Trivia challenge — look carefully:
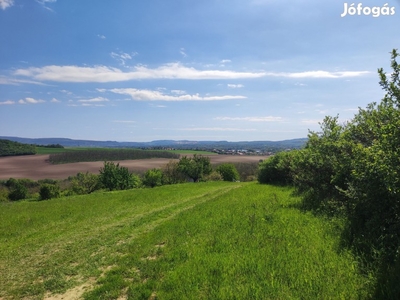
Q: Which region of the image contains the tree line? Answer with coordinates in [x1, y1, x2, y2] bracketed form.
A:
[258, 49, 400, 299]
[0, 139, 36, 156]
[48, 148, 179, 164]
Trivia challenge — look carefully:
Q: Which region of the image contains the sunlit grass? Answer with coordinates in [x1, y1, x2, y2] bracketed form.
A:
[0, 182, 374, 299]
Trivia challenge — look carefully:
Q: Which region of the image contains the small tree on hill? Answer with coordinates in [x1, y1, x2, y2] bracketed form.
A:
[99, 161, 134, 191]
[178, 155, 212, 182]
[216, 163, 239, 181]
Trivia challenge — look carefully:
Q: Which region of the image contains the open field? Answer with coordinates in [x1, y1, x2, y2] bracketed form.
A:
[0, 154, 267, 180]
[0, 182, 372, 299]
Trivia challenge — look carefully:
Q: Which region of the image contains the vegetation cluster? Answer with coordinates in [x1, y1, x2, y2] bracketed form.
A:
[0, 139, 36, 156]
[258, 49, 400, 299]
[48, 148, 179, 164]
[0, 155, 252, 203]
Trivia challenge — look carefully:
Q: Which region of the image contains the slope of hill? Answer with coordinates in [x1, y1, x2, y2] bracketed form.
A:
[0, 182, 372, 299]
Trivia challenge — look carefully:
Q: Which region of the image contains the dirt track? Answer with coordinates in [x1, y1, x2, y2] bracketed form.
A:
[0, 154, 268, 180]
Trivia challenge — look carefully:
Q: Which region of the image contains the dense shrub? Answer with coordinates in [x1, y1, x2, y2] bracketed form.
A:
[142, 169, 163, 188]
[99, 161, 136, 191]
[231, 162, 259, 182]
[0, 139, 36, 156]
[178, 155, 212, 182]
[161, 160, 186, 184]
[268, 49, 400, 298]
[8, 182, 28, 201]
[39, 183, 60, 200]
[70, 172, 101, 195]
[203, 171, 223, 182]
[216, 163, 239, 181]
[258, 151, 294, 185]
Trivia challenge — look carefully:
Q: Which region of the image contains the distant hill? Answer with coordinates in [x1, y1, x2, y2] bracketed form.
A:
[0, 139, 36, 157]
[0, 136, 307, 151]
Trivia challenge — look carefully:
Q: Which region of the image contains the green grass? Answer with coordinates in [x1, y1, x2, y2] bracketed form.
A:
[0, 182, 374, 299]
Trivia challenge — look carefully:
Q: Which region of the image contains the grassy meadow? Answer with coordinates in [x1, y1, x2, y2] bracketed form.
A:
[0, 182, 373, 299]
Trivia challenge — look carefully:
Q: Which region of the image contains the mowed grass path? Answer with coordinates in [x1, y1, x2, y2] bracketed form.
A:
[0, 182, 372, 299]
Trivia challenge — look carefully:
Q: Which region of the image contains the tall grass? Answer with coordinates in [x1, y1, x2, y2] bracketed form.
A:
[0, 182, 374, 299]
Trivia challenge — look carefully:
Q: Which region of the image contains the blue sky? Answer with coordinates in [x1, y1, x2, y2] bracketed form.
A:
[0, 0, 399, 142]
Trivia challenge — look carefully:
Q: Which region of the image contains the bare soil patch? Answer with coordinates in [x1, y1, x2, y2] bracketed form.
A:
[0, 154, 268, 180]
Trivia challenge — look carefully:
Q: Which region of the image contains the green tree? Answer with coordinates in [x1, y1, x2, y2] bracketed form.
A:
[70, 172, 101, 195]
[177, 155, 212, 182]
[39, 183, 60, 200]
[161, 160, 186, 184]
[216, 163, 239, 181]
[99, 161, 135, 191]
[143, 169, 163, 188]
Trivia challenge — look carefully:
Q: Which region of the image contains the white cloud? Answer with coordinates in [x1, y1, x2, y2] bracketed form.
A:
[36, 0, 56, 11]
[18, 97, 45, 104]
[14, 63, 267, 83]
[227, 84, 244, 88]
[179, 127, 257, 132]
[51, 98, 61, 103]
[266, 71, 370, 78]
[78, 97, 109, 103]
[97, 34, 106, 39]
[220, 59, 232, 64]
[301, 119, 322, 124]
[110, 51, 137, 66]
[180, 48, 187, 57]
[0, 76, 47, 85]
[0, 100, 15, 105]
[171, 89, 186, 95]
[0, 0, 13, 10]
[109, 88, 246, 101]
[215, 116, 283, 122]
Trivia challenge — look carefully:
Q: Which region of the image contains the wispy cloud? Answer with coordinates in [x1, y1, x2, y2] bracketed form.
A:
[180, 48, 187, 58]
[78, 97, 109, 103]
[14, 63, 267, 83]
[0, 0, 13, 10]
[301, 119, 322, 125]
[50, 98, 61, 103]
[227, 84, 244, 88]
[0, 76, 47, 86]
[110, 51, 137, 66]
[266, 71, 370, 78]
[179, 127, 257, 132]
[215, 116, 283, 122]
[18, 97, 45, 104]
[0, 100, 15, 105]
[97, 34, 106, 39]
[36, 0, 57, 11]
[108, 88, 246, 101]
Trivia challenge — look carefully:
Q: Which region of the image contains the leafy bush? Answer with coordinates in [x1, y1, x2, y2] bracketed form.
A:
[142, 169, 163, 188]
[161, 160, 186, 184]
[0, 187, 9, 202]
[39, 183, 61, 200]
[203, 170, 223, 182]
[8, 182, 29, 201]
[216, 163, 239, 181]
[258, 151, 294, 185]
[99, 161, 135, 191]
[177, 155, 212, 182]
[70, 172, 101, 195]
